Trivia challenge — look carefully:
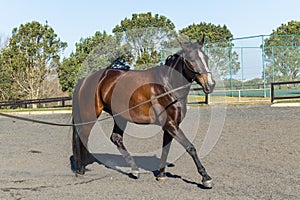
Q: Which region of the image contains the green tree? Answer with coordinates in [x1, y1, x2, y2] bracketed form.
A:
[264, 20, 300, 82]
[58, 31, 124, 94]
[0, 57, 13, 100]
[113, 12, 176, 69]
[0, 34, 9, 100]
[0, 21, 67, 100]
[180, 22, 240, 78]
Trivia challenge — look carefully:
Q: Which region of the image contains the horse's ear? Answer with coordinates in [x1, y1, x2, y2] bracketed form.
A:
[178, 40, 189, 52]
[198, 35, 205, 46]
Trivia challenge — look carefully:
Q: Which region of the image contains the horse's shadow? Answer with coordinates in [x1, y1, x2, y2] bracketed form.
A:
[70, 153, 209, 189]
[70, 153, 170, 175]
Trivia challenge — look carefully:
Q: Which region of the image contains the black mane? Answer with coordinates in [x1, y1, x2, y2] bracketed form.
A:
[108, 57, 131, 70]
[165, 54, 180, 67]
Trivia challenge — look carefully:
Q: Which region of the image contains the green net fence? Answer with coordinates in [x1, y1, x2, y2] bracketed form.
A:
[204, 34, 300, 102]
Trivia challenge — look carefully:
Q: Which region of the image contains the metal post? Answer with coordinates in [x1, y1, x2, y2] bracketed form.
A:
[160, 48, 163, 65]
[241, 47, 244, 91]
[272, 47, 275, 83]
[229, 44, 233, 96]
[261, 35, 267, 98]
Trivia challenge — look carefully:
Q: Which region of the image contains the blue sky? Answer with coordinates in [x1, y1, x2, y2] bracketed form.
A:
[0, 0, 299, 56]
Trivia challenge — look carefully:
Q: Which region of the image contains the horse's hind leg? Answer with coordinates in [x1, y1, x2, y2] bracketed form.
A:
[110, 118, 139, 179]
[157, 130, 173, 180]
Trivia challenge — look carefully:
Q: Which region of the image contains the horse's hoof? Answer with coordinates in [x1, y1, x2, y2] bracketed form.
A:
[202, 179, 213, 189]
[156, 176, 167, 181]
[156, 173, 166, 181]
[73, 168, 85, 177]
[130, 170, 139, 179]
[75, 172, 84, 177]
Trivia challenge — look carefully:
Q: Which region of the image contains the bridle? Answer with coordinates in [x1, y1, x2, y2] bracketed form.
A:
[167, 54, 207, 74]
[181, 56, 212, 82]
[166, 52, 212, 84]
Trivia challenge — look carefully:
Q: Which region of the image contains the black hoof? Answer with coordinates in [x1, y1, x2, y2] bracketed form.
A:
[73, 168, 85, 176]
[129, 170, 139, 179]
[74, 172, 83, 177]
[70, 156, 85, 175]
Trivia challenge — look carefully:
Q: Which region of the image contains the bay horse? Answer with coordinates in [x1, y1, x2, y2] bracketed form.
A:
[72, 36, 216, 188]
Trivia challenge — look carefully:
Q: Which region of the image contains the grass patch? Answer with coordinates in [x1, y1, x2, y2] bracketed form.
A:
[188, 95, 271, 105]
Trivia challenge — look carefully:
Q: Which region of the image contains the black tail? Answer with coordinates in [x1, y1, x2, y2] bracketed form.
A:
[71, 78, 86, 174]
[72, 118, 85, 174]
[71, 118, 96, 174]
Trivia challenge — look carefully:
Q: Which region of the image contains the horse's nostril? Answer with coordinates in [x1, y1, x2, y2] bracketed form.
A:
[212, 80, 216, 88]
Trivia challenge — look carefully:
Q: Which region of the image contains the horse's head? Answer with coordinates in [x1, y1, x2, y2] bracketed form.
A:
[180, 37, 216, 94]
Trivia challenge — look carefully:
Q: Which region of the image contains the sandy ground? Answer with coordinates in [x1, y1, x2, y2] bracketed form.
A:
[0, 105, 299, 199]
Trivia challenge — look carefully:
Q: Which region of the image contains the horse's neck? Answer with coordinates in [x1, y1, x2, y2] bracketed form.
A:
[166, 57, 192, 98]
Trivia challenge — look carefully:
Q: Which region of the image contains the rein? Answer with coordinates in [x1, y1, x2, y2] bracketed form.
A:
[0, 82, 192, 127]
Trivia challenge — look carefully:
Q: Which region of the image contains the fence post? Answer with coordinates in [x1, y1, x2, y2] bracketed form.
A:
[271, 83, 274, 103]
[205, 94, 210, 104]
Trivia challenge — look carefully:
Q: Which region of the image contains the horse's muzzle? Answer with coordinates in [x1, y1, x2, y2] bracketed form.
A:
[195, 74, 216, 94]
[203, 80, 216, 94]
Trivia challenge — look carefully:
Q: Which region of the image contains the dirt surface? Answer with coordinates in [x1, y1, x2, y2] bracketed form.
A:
[0, 105, 299, 199]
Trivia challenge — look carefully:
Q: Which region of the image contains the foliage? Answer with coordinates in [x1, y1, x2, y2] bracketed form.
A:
[0, 62, 13, 100]
[58, 31, 125, 94]
[5, 14, 298, 99]
[180, 22, 240, 78]
[264, 20, 300, 82]
[222, 78, 265, 90]
[0, 21, 67, 100]
[57, 54, 78, 95]
[208, 45, 240, 78]
[135, 47, 161, 69]
[180, 22, 232, 42]
[113, 12, 176, 69]
[0, 34, 11, 100]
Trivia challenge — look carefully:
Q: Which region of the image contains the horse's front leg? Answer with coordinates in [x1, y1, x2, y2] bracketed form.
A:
[157, 130, 173, 180]
[165, 122, 213, 188]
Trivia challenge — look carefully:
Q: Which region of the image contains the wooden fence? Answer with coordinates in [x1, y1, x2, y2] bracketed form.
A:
[271, 81, 300, 103]
[0, 97, 72, 109]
